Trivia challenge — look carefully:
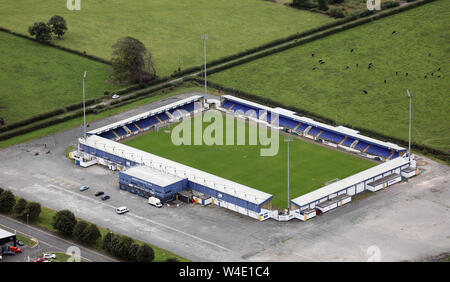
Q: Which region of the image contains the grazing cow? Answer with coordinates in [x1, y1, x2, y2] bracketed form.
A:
[431, 72, 434, 76]
[428, 53, 431, 57]
[437, 67, 441, 71]
[351, 49, 354, 52]
[356, 64, 359, 68]
[384, 80, 386, 83]
[406, 72, 408, 77]
[424, 75, 427, 79]
[362, 90, 368, 94]
[396, 71, 398, 76]
[345, 66, 349, 70]
[392, 31, 396, 34]
[312, 53, 314, 57]
[312, 67, 317, 70]
[437, 75, 441, 78]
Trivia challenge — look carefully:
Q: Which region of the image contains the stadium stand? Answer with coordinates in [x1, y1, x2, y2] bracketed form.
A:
[220, 95, 406, 159]
[126, 123, 139, 133]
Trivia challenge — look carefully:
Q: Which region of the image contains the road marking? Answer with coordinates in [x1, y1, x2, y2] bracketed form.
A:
[0, 215, 112, 262]
[46, 183, 231, 252]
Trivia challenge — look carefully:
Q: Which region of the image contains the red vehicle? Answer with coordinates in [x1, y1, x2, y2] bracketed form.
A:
[33, 258, 47, 262]
[9, 246, 22, 253]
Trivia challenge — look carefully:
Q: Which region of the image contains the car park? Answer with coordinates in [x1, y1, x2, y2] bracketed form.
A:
[101, 195, 110, 201]
[95, 191, 104, 197]
[79, 185, 89, 191]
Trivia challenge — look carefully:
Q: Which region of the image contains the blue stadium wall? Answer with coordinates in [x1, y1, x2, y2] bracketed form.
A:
[119, 172, 187, 202]
[79, 144, 136, 167]
[188, 181, 271, 213]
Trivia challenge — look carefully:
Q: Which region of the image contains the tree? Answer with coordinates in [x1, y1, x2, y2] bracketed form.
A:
[135, 243, 155, 262]
[117, 236, 134, 259]
[28, 22, 52, 42]
[318, 0, 329, 11]
[110, 235, 122, 257]
[128, 243, 140, 261]
[0, 190, 16, 213]
[103, 232, 115, 252]
[0, 187, 4, 196]
[48, 15, 67, 39]
[24, 202, 41, 222]
[73, 220, 89, 242]
[165, 257, 178, 262]
[13, 198, 28, 215]
[52, 210, 77, 236]
[81, 224, 101, 245]
[111, 37, 157, 84]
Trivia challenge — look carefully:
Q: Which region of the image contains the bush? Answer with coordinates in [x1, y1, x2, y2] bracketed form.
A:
[52, 209, 77, 236]
[165, 257, 178, 262]
[102, 232, 115, 252]
[129, 243, 140, 261]
[14, 198, 28, 215]
[318, 0, 329, 11]
[135, 243, 155, 262]
[0, 187, 3, 197]
[73, 221, 89, 242]
[328, 0, 344, 3]
[0, 190, 16, 213]
[81, 224, 101, 245]
[328, 7, 347, 18]
[24, 202, 41, 222]
[292, 0, 317, 9]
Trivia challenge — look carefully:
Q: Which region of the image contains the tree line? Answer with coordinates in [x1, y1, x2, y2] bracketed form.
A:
[0, 188, 176, 262]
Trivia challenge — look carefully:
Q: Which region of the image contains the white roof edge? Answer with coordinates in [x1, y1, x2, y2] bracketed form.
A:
[80, 135, 272, 205]
[291, 157, 409, 207]
[88, 95, 203, 135]
[220, 95, 405, 151]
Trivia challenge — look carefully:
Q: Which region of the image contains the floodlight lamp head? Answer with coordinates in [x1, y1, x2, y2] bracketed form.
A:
[407, 89, 411, 98]
[83, 71, 87, 78]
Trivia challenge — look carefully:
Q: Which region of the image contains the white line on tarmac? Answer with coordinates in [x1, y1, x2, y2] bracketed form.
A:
[46, 183, 231, 252]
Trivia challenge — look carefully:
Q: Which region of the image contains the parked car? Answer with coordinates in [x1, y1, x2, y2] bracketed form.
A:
[101, 195, 110, 201]
[34, 257, 47, 262]
[0, 254, 2, 260]
[43, 253, 56, 259]
[148, 196, 163, 208]
[116, 206, 129, 214]
[16, 240, 24, 246]
[79, 185, 89, 191]
[95, 191, 104, 197]
[9, 246, 22, 253]
[3, 251, 15, 256]
[112, 94, 120, 99]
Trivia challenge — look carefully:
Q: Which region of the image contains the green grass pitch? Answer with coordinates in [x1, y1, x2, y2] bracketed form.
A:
[210, 0, 450, 152]
[0, 32, 119, 124]
[123, 114, 375, 209]
[0, 0, 332, 77]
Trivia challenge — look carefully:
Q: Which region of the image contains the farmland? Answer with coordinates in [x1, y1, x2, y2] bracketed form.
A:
[210, 0, 450, 152]
[0, 32, 118, 124]
[0, 0, 333, 76]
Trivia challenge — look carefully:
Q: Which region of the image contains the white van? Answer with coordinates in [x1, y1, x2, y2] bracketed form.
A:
[116, 206, 129, 214]
[148, 197, 162, 208]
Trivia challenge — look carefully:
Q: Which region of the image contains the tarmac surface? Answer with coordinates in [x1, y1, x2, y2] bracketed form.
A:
[0, 215, 116, 262]
[0, 92, 449, 262]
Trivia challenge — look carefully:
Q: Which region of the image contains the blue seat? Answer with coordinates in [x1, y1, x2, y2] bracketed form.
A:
[222, 101, 233, 109]
[114, 127, 127, 136]
[308, 127, 320, 136]
[366, 146, 391, 158]
[342, 137, 355, 147]
[278, 117, 298, 129]
[100, 131, 116, 140]
[355, 141, 369, 151]
[126, 123, 138, 132]
[157, 113, 169, 121]
[319, 131, 345, 143]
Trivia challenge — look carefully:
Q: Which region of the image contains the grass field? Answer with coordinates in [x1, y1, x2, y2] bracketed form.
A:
[123, 114, 375, 209]
[210, 0, 450, 152]
[0, 0, 332, 77]
[0, 32, 119, 124]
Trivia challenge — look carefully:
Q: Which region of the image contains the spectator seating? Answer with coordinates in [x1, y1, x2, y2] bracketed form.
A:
[355, 141, 369, 151]
[100, 131, 116, 140]
[126, 123, 138, 132]
[308, 127, 321, 136]
[319, 131, 345, 144]
[366, 146, 391, 158]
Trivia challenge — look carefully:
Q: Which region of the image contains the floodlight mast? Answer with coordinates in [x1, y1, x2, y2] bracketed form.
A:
[83, 71, 87, 140]
[407, 89, 412, 162]
[285, 135, 293, 210]
[202, 34, 208, 98]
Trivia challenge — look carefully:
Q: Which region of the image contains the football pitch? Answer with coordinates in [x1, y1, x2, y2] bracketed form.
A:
[123, 114, 375, 209]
